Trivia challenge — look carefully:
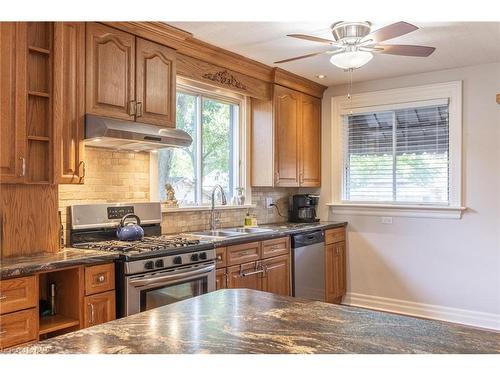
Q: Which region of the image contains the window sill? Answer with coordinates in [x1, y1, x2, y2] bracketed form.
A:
[327, 202, 467, 219]
[161, 204, 256, 213]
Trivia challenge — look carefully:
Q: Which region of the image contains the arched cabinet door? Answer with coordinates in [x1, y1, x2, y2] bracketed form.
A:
[135, 38, 176, 128]
[86, 23, 135, 121]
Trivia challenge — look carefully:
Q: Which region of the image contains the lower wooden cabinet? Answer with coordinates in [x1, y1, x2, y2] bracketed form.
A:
[261, 254, 290, 296]
[215, 268, 227, 290]
[325, 242, 346, 303]
[83, 291, 116, 329]
[227, 261, 264, 290]
[0, 275, 38, 315]
[0, 308, 38, 349]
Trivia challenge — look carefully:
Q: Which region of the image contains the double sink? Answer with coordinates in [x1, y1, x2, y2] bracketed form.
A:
[191, 227, 274, 238]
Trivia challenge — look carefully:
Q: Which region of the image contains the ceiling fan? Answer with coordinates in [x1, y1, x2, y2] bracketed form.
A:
[274, 21, 436, 70]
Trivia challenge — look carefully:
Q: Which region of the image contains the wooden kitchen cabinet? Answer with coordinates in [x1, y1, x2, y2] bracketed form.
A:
[261, 254, 290, 296]
[325, 242, 346, 304]
[53, 22, 86, 184]
[83, 290, 116, 328]
[251, 85, 321, 188]
[0, 308, 38, 349]
[227, 261, 263, 291]
[226, 241, 261, 266]
[0, 276, 38, 315]
[215, 268, 227, 290]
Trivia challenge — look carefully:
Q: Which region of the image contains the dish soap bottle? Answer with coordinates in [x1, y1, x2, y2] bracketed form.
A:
[244, 210, 252, 227]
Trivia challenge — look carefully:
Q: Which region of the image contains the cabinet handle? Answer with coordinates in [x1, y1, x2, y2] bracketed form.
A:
[89, 303, 95, 324]
[239, 268, 264, 278]
[136, 102, 143, 117]
[0, 295, 6, 301]
[20, 157, 26, 177]
[216, 254, 223, 261]
[79, 161, 86, 180]
[239, 251, 250, 256]
[97, 274, 105, 283]
[128, 100, 136, 116]
[225, 273, 229, 287]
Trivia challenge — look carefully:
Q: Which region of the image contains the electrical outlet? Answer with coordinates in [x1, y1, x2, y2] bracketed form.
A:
[381, 217, 393, 224]
[266, 197, 274, 209]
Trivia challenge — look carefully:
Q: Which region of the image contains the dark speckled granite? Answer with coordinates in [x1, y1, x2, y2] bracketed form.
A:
[0, 249, 118, 279]
[7, 289, 499, 354]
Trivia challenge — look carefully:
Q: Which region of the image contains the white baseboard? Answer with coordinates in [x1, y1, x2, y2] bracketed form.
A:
[343, 292, 500, 331]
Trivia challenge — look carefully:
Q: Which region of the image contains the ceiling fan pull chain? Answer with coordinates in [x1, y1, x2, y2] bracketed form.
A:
[347, 68, 354, 114]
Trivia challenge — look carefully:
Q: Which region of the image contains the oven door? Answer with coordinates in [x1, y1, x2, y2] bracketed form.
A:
[125, 261, 215, 316]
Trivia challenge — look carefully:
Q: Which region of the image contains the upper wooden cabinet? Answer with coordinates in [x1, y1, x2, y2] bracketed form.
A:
[86, 23, 176, 128]
[251, 85, 321, 188]
[86, 23, 136, 121]
[53, 22, 86, 184]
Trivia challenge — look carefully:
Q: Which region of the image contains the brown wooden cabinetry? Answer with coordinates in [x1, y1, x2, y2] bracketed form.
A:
[299, 94, 321, 187]
[86, 22, 176, 128]
[0, 308, 38, 349]
[83, 291, 116, 329]
[325, 228, 347, 304]
[261, 254, 290, 296]
[227, 261, 264, 291]
[215, 268, 227, 290]
[0, 276, 38, 315]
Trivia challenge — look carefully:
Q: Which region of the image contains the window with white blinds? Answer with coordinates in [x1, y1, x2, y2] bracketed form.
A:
[343, 102, 450, 204]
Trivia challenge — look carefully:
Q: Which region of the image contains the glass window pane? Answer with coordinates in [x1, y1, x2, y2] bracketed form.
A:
[201, 98, 236, 205]
[158, 92, 197, 205]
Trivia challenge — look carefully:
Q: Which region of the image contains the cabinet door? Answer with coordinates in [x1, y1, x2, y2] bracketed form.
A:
[325, 242, 346, 303]
[262, 254, 290, 296]
[53, 22, 85, 184]
[135, 38, 176, 127]
[83, 290, 116, 328]
[274, 85, 300, 187]
[86, 23, 135, 121]
[227, 261, 263, 291]
[215, 268, 227, 290]
[0, 22, 27, 183]
[0, 308, 37, 349]
[300, 94, 321, 187]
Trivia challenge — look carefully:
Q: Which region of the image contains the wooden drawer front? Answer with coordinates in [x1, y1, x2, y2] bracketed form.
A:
[0, 276, 37, 315]
[0, 308, 37, 349]
[215, 247, 227, 269]
[85, 263, 115, 296]
[227, 242, 261, 266]
[325, 228, 345, 245]
[262, 237, 290, 259]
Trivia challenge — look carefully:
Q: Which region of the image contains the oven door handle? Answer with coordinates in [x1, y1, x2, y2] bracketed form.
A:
[129, 264, 215, 288]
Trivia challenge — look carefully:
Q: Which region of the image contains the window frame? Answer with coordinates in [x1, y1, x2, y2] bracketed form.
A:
[329, 81, 465, 219]
[150, 79, 251, 210]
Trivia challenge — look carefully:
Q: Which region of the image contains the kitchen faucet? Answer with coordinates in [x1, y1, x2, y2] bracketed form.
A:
[210, 185, 227, 231]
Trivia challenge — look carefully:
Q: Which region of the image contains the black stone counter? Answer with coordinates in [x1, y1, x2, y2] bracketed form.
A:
[0, 249, 118, 279]
[7, 289, 499, 354]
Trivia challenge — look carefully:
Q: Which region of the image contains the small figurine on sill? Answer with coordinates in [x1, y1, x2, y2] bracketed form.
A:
[164, 183, 178, 208]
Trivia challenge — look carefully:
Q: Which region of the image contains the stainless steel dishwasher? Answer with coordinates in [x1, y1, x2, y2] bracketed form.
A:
[291, 230, 325, 301]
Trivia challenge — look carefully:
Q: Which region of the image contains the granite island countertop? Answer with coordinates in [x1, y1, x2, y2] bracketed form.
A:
[7, 289, 500, 354]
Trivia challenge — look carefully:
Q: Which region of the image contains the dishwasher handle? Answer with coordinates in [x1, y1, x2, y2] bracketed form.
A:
[291, 230, 325, 248]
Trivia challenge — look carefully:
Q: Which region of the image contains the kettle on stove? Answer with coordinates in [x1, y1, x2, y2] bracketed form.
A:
[116, 213, 144, 241]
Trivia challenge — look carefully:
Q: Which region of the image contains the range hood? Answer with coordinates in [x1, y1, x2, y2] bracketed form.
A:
[84, 114, 192, 151]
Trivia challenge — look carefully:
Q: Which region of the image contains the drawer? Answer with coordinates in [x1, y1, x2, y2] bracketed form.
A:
[0, 276, 37, 315]
[85, 263, 115, 296]
[325, 228, 345, 245]
[215, 247, 227, 269]
[261, 237, 290, 259]
[227, 241, 261, 266]
[0, 308, 38, 349]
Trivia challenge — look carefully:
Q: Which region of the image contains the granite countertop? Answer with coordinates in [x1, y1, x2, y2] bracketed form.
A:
[7, 289, 500, 354]
[0, 248, 118, 279]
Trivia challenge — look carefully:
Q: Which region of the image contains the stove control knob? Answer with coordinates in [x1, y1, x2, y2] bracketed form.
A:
[199, 252, 207, 260]
[191, 253, 199, 262]
[155, 259, 164, 268]
[144, 261, 154, 270]
[173, 256, 182, 265]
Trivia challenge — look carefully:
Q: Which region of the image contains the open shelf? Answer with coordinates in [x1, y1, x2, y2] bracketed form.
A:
[39, 314, 80, 335]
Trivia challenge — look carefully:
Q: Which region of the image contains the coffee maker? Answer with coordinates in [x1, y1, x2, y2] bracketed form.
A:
[290, 194, 320, 223]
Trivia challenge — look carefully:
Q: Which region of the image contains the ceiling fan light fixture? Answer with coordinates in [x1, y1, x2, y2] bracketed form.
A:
[329, 50, 373, 70]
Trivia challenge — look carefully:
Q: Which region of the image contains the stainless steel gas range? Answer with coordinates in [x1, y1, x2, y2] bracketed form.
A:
[70, 202, 216, 318]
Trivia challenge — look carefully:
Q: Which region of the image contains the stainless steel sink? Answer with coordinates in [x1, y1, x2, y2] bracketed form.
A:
[227, 227, 275, 234]
[190, 230, 242, 237]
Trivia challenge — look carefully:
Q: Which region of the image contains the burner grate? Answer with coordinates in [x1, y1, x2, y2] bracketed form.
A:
[76, 235, 201, 253]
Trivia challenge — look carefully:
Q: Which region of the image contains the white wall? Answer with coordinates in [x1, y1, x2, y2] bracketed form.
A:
[320, 63, 500, 329]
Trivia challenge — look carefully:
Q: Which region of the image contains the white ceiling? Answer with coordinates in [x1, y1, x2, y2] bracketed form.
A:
[168, 22, 500, 86]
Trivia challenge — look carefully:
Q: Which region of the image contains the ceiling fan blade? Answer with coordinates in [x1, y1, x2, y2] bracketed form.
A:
[365, 21, 419, 43]
[376, 44, 436, 57]
[287, 34, 337, 44]
[274, 51, 328, 64]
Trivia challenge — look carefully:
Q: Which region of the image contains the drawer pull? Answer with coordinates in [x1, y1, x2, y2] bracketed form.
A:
[89, 303, 95, 324]
[97, 274, 106, 283]
[270, 245, 282, 250]
[0, 295, 6, 301]
[240, 268, 264, 278]
[216, 255, 223, 261]
[239, 251, 250, 256]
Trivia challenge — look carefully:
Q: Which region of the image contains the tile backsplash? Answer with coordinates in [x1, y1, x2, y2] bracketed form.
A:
[59, 147, 297, 243]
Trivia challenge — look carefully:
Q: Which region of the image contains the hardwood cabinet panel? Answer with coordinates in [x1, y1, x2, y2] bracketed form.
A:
[53, 22, 86, 184]
[250, 97, 274, 186]
[136, 38, 176, 127]
[300, 94, 321, 187]
[226, 262, 263, 291]
[0, 276, 37, 315]
[216, 268, 227, 290]
[227, 241, 261, 266]
[215, 247, 227, 269]
[0, 22, 27, 183]
[325, 227, 345, 245]
[83, 291, 116, 328]
[261, 236, 289, 260]
[325, 242, 346, 303]
[85, 263, 115, 296]
[274, 85, 300, 187]
[0, 308, 38, 349]
[262, 254, 290, 296]
[86, 23, 135, 120]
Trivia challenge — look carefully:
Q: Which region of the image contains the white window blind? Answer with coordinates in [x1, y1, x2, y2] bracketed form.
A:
[343, 103, 450, 204]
